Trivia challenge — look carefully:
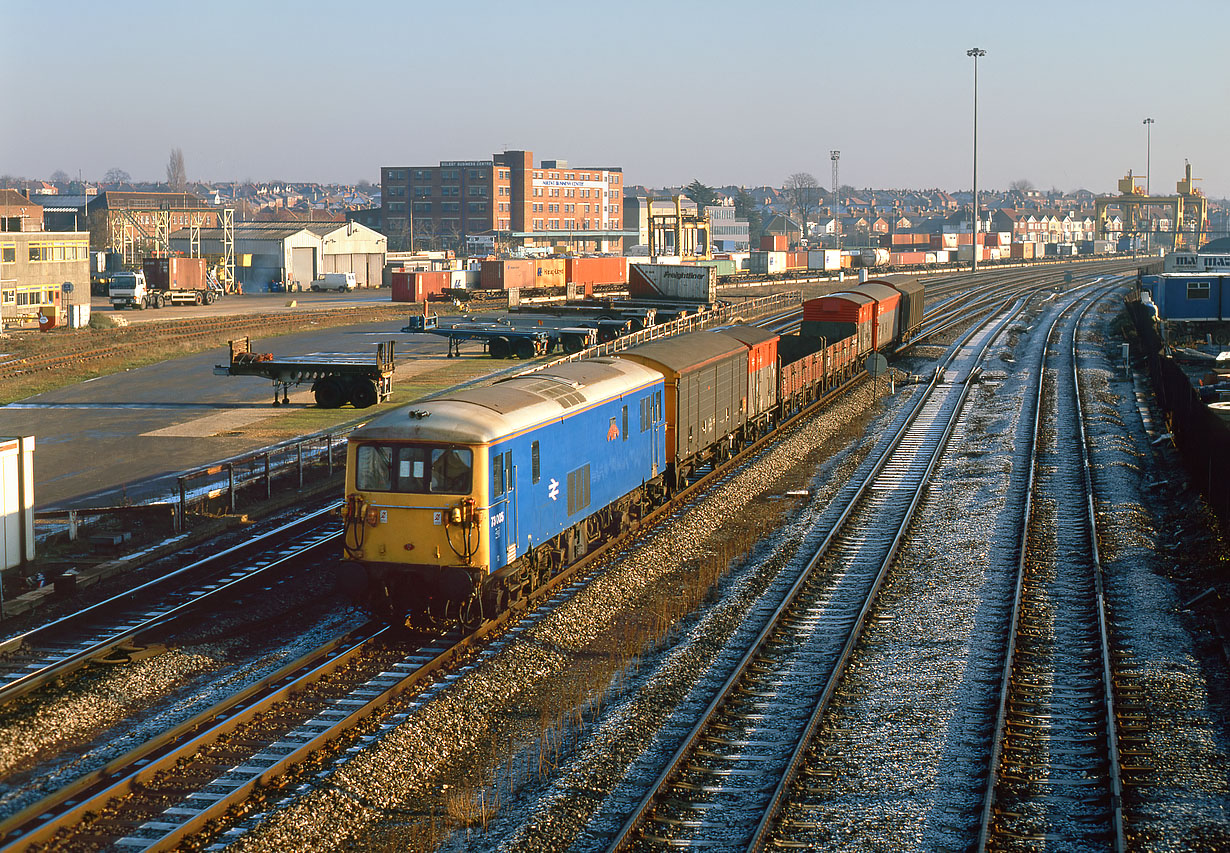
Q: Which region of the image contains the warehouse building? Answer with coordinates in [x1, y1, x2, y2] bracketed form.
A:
[169, 221, 386, 291]
[0, 190, 89, 328]
[381, 150, 631, 254]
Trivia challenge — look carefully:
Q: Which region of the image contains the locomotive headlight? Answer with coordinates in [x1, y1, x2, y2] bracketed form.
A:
[450, 506, 463, 524]
[364, 506, 380, 526]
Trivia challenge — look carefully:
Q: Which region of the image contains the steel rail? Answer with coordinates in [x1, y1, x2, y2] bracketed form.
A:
[6, 341, 871, 853]
[606, 293, 1029, 852]
[0, 505, 341, 705]
[975, 281, 1127, 852]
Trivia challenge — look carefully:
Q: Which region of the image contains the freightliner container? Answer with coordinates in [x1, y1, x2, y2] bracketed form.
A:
[628, 263, 717, 303]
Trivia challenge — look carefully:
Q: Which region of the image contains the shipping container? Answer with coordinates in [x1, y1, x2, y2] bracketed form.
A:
[479, 259, 536, 290]
[448, 269, 480, 289]
[747, 251, 787, 275]
[391, 270, 449, 302]
[807, 249, 841, 272]
[534, 258, 566, 288]
[760, 234, 787, 251]
[628, 263, 717, 303]
[693, 258, 737, 277]
[1010, 242, 1035, 260]
[565, 257, 629, 294]
[142, 256, 207, 292]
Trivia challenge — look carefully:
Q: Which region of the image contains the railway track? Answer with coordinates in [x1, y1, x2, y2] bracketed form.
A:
[0, 305, 408, 382]
[0, 507, 340, 707]
[604, 286, 1034, 851]
[977, 283, 1127, 850]
[0, 359, 874, 852]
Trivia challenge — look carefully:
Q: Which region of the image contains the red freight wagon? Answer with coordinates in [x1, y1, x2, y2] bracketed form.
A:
[391, 270, 449, 302]
[760, 234, 787, 252]
[854, 281, 902, 351]
[479, 259, 536, 290]
[801, 291, 876, 356]
[711, 324, 780, 430]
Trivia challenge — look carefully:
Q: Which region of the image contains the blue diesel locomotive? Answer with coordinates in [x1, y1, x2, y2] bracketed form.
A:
[343, 357, 665, 624]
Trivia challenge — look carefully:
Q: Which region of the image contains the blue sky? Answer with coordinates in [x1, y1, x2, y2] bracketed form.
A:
[5, 0, 1228, 198]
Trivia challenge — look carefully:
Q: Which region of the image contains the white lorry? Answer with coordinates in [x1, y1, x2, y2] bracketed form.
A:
[311, 272, 358, 292]
[109, 258, 220, 309]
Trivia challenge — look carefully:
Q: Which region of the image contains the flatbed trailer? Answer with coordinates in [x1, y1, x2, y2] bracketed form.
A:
[214, 337, 395, 408]
[420, 322, 597, 359]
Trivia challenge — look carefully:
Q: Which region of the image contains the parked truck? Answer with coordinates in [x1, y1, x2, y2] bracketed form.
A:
[110, 258, 220, 309]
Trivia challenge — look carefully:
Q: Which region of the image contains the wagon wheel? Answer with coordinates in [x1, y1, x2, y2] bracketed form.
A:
[314, 377, 346, 409]
[489, 337, 511, 359]
[514, 338, 536, 359]
[349, 379, 379, 409]
[484, 582, 510, 617]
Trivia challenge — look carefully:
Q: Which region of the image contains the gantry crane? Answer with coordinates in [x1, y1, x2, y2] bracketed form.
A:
[1096, 162, 1209, 251]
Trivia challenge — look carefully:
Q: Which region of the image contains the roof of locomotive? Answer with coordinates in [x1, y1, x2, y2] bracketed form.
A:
[350, 357, 662, 445]
[615, 329, 746, 374]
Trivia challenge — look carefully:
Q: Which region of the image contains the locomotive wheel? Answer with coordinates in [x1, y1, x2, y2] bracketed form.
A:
[515, 338, 536, 359]
[489, 337, 511, 359]
[314, 377, 345, 409]
[350, 379, 378, 409]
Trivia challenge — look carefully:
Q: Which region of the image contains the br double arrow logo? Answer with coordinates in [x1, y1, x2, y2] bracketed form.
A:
[548, 478, 559, 501]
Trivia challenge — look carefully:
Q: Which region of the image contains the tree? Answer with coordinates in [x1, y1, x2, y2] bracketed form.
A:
[166, 148, 187, 191]
[734, 188, 763, 246]
[104, 168, 131, 184]
[783, 172, 821, 235]
[50, 170, 69, 183]
[684, 179, 718, 209]
[1009, 179, 1034, 193]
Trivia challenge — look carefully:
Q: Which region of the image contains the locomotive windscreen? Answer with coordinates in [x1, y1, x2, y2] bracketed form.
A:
[355, 443, 473, 494]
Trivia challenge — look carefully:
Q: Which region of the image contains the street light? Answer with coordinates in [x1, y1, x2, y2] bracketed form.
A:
[1143, 117, 1154, 253]
[967, 47, 986, 272]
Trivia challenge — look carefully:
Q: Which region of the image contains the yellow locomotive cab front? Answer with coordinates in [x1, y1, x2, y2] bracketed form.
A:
[343, 440, 489, 616]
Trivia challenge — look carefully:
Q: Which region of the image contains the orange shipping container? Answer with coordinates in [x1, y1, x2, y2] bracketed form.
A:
[391, 270, 449, 302]
[566, 257, 628, 296]
[760, 234, 787, 251]
[534, 258, 566, 288]
[479, 259, 536, 290]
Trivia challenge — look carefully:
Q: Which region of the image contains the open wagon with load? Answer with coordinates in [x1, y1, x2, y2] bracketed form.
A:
[214, 337, 395, 408]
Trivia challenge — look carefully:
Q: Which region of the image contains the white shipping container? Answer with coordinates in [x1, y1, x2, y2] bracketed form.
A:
[747, 251, 786, 275]
[67, 303, 91, 328]
[807, 249, 841, 271]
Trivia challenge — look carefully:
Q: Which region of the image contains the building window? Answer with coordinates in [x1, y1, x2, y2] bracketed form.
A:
[1, 246, 14, 263]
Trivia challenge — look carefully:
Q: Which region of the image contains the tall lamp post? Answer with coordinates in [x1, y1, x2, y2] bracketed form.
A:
[967, 47, 986, 272]
[1143, 117, 1154, 254]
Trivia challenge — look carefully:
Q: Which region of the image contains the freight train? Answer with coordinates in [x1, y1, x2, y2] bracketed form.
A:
[341, 277, 924, 625]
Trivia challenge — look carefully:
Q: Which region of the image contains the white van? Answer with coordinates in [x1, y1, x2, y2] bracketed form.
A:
[312, 272, 358, 292]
